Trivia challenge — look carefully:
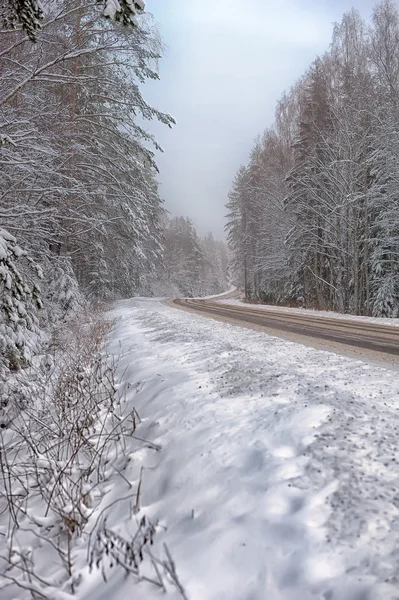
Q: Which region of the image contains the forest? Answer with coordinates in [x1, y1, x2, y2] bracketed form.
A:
[226, 0, 399, 317]
[0, 3, 229, 597]
[0, 0, 227, 381]
[1, 1, 399, 598]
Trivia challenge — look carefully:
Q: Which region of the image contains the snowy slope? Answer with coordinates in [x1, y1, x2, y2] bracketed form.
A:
[86, 298, 399, 600]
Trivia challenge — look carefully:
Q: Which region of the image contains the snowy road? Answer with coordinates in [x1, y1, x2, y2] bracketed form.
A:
[104, 298, 399, 600]
[173, 298, 399, 358]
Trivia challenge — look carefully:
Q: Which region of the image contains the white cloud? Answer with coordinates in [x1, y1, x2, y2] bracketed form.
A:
[143, 0, 377, 239]
[184, 0, 331, 46]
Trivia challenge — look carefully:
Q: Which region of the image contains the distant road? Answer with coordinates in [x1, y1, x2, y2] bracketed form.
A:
[172, 298, 399, 357]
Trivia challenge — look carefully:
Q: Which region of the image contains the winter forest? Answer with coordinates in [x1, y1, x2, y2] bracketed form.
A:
[0, 0, 228, 378]
[3, 0, 399, 598]
[226, 0, 399, 317]
[0, 2, 228, 597]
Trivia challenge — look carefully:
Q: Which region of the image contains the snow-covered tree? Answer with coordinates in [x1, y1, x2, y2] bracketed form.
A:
[0, 0, 145, 40]
[153, 216, 228, 298]
[226, 1, 399, 317]
[0, 227, 42, 379]
[0, 0, 173, 301]
[0, 0, 174, 382]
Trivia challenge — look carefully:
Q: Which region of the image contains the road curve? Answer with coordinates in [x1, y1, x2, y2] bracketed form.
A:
[173, 298, 399, 357]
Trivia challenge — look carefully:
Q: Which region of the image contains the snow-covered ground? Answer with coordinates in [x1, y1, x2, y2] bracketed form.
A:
[86, 297, 399, 600]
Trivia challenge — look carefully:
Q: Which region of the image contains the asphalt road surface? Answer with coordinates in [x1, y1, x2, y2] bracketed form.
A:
[173, 298, 399, 357]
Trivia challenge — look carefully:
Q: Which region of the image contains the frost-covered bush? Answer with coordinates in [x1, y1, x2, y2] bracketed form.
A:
[0, 310, 187, 599]
[0, 227, 43, 379]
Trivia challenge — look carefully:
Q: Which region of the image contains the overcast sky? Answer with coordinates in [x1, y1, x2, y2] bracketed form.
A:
[142, 0, 377, 240]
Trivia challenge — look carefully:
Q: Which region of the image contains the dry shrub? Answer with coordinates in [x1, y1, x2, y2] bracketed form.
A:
[0, 308, 187, 599]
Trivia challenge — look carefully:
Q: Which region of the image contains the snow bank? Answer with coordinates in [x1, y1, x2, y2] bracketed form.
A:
[91, 298, 399, 600]
[4, 297, 394, 599]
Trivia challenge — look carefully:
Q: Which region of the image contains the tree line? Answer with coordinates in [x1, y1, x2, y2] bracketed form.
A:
[0, 0, 171, 374]
[226, 0, 399, 317]
[154, 216, 228, 298]
[0, 1, 227, 379]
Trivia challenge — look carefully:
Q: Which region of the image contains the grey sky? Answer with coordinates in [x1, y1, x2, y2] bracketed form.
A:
[143, 0, 377, 240]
